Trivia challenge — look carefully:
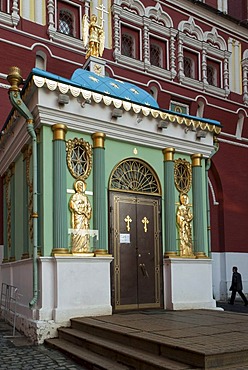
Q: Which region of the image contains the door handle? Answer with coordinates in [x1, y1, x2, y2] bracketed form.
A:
[139, 263, 149, 278]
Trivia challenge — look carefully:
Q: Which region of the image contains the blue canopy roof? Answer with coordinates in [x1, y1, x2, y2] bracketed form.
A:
[31, 67, 159, 108]
[29, 68, 221, 127]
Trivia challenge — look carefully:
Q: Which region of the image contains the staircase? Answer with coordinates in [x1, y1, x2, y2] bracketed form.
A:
[45, 312, 248, 369]
[45, 316, 207, 369]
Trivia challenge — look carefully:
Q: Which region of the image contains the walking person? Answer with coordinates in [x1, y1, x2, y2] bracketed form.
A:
[229, 266, 248, 306]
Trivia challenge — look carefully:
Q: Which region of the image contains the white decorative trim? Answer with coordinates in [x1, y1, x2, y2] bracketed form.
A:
[178, 16, 204, 41]
[218, 137, 248, 148]
[208, 177, 219, 205]
[32, 75, 221, 133]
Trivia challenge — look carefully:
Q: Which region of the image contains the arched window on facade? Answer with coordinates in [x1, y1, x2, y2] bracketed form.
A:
[236, 112, 245, 139]
[35, 51, 47, 70]
[207, 65, 216, 86]
[196, 100, 205, 118]
[59, 9, 74, 36]
[121, 33, 134, 58]
[184, 57, 193, 78]
[150, 86, 158, 101]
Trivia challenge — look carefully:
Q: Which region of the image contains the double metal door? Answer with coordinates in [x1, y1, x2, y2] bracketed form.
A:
[110, 192, 163, 310]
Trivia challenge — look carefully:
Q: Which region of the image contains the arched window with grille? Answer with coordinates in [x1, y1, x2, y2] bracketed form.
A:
[184, 57, 193, 78]
[207, 65, 215, 86]
[59, 9, 74, 36]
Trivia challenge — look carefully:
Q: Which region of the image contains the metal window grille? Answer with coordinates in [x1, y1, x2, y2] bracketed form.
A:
[150, 44, 162, 67]
[59, 9, 73, 36]
[184, 57, 193, 78]
[207, 65, 216, 86]
[121, 34, 134, 58]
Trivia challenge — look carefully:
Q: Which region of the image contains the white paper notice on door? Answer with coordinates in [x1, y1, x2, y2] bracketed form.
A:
[120, 234, 130, 243]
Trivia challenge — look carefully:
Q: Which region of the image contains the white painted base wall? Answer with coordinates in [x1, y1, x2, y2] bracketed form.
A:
[164, 257, 216, 310]
[212, 252, 248, 301]
[0, 256, 113, 344]
[1, 253, 235, 343]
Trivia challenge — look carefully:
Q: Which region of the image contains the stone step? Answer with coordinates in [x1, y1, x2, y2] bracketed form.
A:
[45, 337, 130, 370]
[70, 317, 203, 367]
[46, 327, 195, 370]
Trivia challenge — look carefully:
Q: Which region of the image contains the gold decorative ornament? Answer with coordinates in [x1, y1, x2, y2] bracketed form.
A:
[191, 153, 203, 167]
[66, 138, 92, 180]
[82, 5, 107, 60]
[176, 193, 194, 257]
[124, 215, 132, 232]
[69, 180, 92, 253]
[93, 64, 102, 75]
[142, 217, 149, 233]
[7, 66, 23, 91]
[91, 132, 106, 148]
[163, 147, 175, 162]
[174, 158, 192, 193]
[52, 124, 67, 141]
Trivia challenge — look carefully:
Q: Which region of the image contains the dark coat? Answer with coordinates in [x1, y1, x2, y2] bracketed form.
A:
[230, 271, 243, 291]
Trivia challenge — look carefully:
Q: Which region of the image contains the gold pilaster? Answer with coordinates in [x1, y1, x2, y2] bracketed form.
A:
[52, 124, 68, 141]
[91, 132, 106, 148]
[191, 154, 203, 167]
[163, 147, 175, 161]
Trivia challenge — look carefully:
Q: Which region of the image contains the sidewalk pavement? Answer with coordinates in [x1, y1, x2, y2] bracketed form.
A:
[0, 319, 87, 370]
[0, 301, 248, 369]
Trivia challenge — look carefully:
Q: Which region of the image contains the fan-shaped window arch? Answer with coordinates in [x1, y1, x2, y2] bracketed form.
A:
[109, 158, 161, 195]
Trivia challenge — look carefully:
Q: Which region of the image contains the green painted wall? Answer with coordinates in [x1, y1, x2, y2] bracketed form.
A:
[34, 126, 209, 257]
[14, 154, 24, 260]
[39, 126, 53, 256]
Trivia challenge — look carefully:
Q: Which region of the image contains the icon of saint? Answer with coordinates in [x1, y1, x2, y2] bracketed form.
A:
[176, 193, 194, 257]
[69, 180, 92, 253]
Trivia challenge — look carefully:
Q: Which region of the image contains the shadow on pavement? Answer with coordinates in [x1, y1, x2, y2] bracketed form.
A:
[217, 300, 248, 314]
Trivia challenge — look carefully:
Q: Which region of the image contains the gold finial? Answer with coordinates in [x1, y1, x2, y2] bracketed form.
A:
[7, 66, 23, 92]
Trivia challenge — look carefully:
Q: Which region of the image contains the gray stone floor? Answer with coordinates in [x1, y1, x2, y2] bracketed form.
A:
[0, 320, 87, 370]
[1, 301, 248, 369]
